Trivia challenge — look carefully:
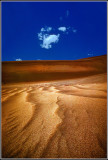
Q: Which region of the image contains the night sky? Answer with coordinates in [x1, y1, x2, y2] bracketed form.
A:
[2, 2, 107, 61]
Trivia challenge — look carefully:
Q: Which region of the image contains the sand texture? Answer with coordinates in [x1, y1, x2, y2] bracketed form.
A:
[2, 55, 107, 158]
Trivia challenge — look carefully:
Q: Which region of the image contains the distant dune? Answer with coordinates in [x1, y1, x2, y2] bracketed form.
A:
[2, 55, 107, 84]
[2, 55, 107, 158]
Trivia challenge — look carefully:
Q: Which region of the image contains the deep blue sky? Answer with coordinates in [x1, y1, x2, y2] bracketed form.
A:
[2, 2, 107, 61]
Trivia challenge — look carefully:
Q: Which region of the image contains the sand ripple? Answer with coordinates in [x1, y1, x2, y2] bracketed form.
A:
[2, 74, 107, 158]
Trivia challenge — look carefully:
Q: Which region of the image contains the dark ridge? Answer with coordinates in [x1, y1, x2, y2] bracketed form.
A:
[2, 55, 107, 84]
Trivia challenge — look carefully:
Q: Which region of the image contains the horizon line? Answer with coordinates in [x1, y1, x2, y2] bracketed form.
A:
[2, 54, 107, 63]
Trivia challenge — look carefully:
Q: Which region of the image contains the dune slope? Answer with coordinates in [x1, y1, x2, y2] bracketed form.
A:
[2, 55, 107, 84]
[2, 55, 107, 158]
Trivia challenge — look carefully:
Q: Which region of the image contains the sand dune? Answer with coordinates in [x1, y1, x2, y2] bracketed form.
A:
[2, 55, 107, 84]
[2, 55, 107, 158]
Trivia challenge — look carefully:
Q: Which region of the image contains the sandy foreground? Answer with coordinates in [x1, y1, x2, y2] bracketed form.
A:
[2, 73, 107, 158]
[2, 55, 107, 158]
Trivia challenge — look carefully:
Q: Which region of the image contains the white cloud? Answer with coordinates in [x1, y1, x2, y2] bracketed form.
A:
[41, 28, 45, 32]
[38, 26, 60, 49]
[38, 25, 77, 49]
[47, 27, 52, 32]
[40, 27, 52, 32]
[41, 34, 60, 49]
[58, 27, 66, 32]
[88, 53, 93, 56]
[38, 33, 43, 40]
[16, 58, 22, 61]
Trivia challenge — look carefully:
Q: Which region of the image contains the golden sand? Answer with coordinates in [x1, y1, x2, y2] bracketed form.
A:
[2, 55, 107, 158]
[2, 73, 107, 158]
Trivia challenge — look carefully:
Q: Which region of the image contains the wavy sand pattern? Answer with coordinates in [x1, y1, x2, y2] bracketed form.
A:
[2, 73, 107, 158]
[2, 55, 107, 158]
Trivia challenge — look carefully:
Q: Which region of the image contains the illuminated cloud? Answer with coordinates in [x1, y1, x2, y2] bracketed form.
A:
[58, 27, 66, 32]
[47, 27, 52, 32]
[38, 26, 60, 49]
[38, 25, 77, 49]
[38, 32, 43, 40]
[40, 27, 52, 32]
[41, 28, 46, 32]
[16, 58, 22, 61]
[88, 53, 93, 56]
[40, 34, 60, 49]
